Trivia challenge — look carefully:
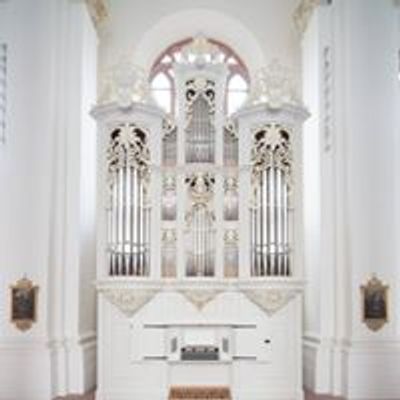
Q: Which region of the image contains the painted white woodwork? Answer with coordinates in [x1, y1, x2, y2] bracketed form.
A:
[96, 279, 304, 400]
[93, 44, 308, 399]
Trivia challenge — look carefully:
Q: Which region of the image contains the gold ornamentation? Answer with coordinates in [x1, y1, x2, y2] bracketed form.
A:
[98, 59, 150, 107]
[361, 275, 389, 332]
[179, 289, 221, 310]
[224, 230, 238, 245]
[10, 277, 38, 331]
[101, 289, 157, 317]
[293, 0, 321, 34]
[181, 34, 222, 66]
[249, 59, 300, 108]
[251, 123, 293, 188]
[85, 0, 108, 30]
[243, 289, 297, 316]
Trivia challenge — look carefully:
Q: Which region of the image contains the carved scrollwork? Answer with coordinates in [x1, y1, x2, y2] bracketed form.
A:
[251, 123, 293, 188]
[186, 172, 215, 203]
[224, 229, 238, 245]
[185, 78, 216, 116]
[162, 229, 177, 245]
[179, 289, 222, 311]
[243, 289, 298, 316]
[249, 59, 300, 108]
[181, 34, 222, 67]
[224, 119, 238, 140]
[107, 123, 150, 177]
[100, 289, 157, 317]
[98, 60, 150, 108]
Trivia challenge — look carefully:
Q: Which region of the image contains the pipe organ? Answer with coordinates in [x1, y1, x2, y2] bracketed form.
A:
[94, 37, 308, 400]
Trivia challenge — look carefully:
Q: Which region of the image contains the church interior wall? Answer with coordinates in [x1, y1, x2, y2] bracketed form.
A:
[98, 0, 301, 82]
[0, 1, 97, 399]
[301, 0, 400, 398]
[0, 1, 399, 399]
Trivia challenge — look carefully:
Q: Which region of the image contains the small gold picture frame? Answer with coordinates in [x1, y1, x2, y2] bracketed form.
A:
[10, 277, 38, 331]
[360, 275, 388, 332]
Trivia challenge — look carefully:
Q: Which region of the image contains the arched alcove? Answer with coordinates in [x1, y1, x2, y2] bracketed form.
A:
[131, 9, 266, 80]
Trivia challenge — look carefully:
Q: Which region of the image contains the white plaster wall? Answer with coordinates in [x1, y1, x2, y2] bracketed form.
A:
[0, 0, 54, 398]
[343, 0, 398, 340]
[302, 0, 400, 398]
[341, 2, 400, 396]
[0, 1, 98, 398]
[100, 0, 301, 80]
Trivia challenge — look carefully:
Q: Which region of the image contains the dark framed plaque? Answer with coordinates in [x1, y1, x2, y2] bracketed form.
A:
[10, 278, 38, 331]
[360, 275, 388, 331]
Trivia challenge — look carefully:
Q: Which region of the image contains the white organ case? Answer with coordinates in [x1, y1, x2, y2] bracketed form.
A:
[93, 37, 308, 400]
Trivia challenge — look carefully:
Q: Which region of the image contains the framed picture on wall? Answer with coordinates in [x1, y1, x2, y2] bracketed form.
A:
[361, 275, 388, 331]
[10, 277, 38, 331]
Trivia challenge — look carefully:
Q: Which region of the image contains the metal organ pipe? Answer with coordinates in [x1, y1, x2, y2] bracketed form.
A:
[107, 125, 150, 277]
[252, 127, 292, 277]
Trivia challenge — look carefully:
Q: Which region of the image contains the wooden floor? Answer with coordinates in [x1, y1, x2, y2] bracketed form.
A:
[55, 390, 341, 400]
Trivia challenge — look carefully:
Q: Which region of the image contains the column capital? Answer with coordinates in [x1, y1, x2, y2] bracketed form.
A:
[293, 0, 331, 35]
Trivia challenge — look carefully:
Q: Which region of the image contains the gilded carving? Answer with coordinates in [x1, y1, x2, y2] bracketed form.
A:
[249, 60, 300, 108]
[243, 289, 297, 316]
[101, 289, 157, 317]
[179, 289, 221, 311]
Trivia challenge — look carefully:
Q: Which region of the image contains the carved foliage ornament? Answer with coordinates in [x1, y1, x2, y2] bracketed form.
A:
[186, 172, 215, 203]
[185, 78, 216, 117]
[101, 289, 157, 317]
[243, 289, 297, 316]
[251, 123, 293, 187]
[107, 123, 150, 177]
[249, 59, 300, 108]
[179, 289, 222, 311]
[98, 59, 150, 107]
[180, 34, 223, 67]
[360, 275, 389, 332]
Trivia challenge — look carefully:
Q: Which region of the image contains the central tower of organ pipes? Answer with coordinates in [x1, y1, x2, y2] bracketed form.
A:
[107, 123, 151, 276]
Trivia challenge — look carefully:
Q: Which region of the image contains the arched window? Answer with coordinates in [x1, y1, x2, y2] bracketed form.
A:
[150, 38, 249, 115]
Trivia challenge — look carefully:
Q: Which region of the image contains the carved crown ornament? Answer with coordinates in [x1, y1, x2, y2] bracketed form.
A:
[243, 289, 298, 316]
[248, 59, 301, 109]
[98, 58, 151, 108]
[180, 34, 223, 67]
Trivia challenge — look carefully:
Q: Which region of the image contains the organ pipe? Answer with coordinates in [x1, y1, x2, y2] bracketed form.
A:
[251, 125, 292, 277]
[107, 124, 150, 277]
